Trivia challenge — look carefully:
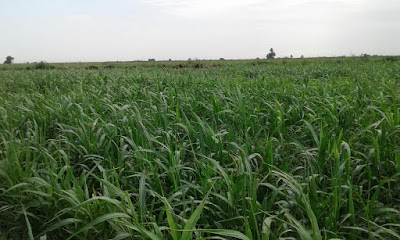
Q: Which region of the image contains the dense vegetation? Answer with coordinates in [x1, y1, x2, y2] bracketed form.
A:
[0, 57, 399, 239]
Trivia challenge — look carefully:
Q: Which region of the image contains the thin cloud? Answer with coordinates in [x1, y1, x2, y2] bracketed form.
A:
[142, 0, 365, 23]
[65, 14, 94, 23]
[144, 0, 265, 18]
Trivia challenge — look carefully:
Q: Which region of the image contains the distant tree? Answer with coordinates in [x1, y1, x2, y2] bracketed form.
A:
[148, 58, 156, 62]
[4, 56, 14, 64]
[169, 59, 172, 61]
[219, 58, 225, 61]
[290, 55, 293, 58]
[300, 55, 304, 59]
[266, 48, 276, 59]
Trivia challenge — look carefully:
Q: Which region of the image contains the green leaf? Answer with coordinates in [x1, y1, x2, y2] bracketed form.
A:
[204, 229, 250, 240]
[23, 206, 35, 240]
[67, 213, 130, 240]
[41, 218, 83, 235]
[113, 232, 132, 240]
[180, 190, 211, 240]
[162, 197, 180, 240]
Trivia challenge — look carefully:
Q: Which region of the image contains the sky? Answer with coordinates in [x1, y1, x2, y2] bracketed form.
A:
[0, 0, 399, 63]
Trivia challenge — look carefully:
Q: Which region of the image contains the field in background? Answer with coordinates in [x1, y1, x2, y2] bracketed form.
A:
[0, 57, 399, 239]
[1, 55, 399, 71]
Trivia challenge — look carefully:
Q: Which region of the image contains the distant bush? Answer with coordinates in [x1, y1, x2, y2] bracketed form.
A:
[34, 61, 55, 70]
[173, 64, 185, 69]
[360, 54, 370, 62]
[384, 56, 397, 62]
[193, 63, 204, 69]
[86, 66, 99, 70]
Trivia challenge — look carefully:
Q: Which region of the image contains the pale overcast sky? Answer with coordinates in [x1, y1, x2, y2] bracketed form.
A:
[0, 0, 399, 63]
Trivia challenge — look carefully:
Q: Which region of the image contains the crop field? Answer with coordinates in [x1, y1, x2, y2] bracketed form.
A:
[0, 57, 399, 239]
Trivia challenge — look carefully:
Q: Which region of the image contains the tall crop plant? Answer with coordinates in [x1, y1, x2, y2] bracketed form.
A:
[0, 58, 399, 239]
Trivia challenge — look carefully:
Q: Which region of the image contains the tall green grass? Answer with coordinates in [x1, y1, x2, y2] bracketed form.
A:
[0, 58, 399, 239]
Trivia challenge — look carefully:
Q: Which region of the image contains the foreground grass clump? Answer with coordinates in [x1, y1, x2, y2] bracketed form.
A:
[0, 57, 399, 239]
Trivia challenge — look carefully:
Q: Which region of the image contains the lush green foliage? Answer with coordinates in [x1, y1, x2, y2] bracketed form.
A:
[0, 58, 399, 239]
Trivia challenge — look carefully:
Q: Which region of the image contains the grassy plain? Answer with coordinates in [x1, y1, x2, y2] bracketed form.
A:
[0, 57, 399, 239]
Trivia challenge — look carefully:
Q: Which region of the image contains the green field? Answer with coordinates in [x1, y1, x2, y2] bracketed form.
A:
[0, 57, 399, 239]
